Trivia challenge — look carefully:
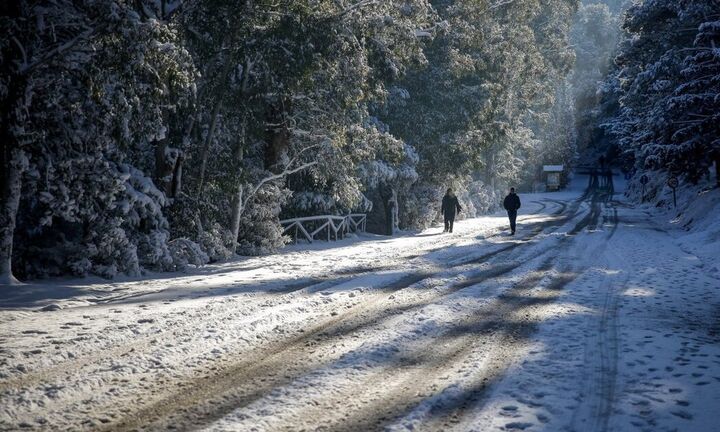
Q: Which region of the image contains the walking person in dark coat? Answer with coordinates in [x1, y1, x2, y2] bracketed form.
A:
[441, 188, 462, 233]
[503, 187, 521, 235]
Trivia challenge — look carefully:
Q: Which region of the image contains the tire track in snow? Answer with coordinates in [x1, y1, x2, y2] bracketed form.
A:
[332, 189, 614, 431]
[5, 202, 574, 399]
[102, 262, 532, 431]
[109, 187, 596, 430]
[567, 202, 626, 432]
[0, 194, 587, 431]
[406, 275, 581, 432]
[0, 256, 449, 396]
[591, 272, 623, 432]
[100, 203, 588, 431]
[408, 191, 619, 431]
[260, 258, 581, 432]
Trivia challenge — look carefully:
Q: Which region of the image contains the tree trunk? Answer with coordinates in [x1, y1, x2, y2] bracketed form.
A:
[154, 140, 172, 195]
[228, 140, 245, 251]
[196, 99, 222, 195]
[389, 188, 399, 234]
[380, 185, 396, 236]
[0, 149, 26, 285]
[169, 114, 195, 198]
[264, 100, 290, 172]
[229, 184, 244, 251]
[170, 154, 183, 198]
[0, 20, 26, 283]
[196, 51, 239, 197]
[155, 142, 185, 199]
[490, 152, 497, 190]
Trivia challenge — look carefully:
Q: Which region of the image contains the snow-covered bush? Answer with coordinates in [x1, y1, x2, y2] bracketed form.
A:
[168, 238, 209, 271]
[289, 191, 339, 216]
[457, 180, 503, 217]
[237, 183, 291, 256]
[399, 182, 444, 230]
[196, 223, 235, 263]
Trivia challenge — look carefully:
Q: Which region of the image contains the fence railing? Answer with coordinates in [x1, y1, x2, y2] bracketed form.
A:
[280, 214, 367, 244]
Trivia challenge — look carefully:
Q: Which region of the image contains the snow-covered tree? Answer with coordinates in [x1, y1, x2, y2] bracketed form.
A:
[601, 0, 720, 187]
[0, 0, 585, 282]
[174, 0, 434, 246]
[664, 19, 720, 184]
[1, 0, 197, 281]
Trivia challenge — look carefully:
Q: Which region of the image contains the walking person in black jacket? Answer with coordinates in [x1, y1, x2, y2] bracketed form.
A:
[441, 188, 462, 233]
[503, 187, 521, 235]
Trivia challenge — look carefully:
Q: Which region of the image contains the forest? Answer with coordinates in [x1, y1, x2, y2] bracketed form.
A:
[1, 0, 718, 282]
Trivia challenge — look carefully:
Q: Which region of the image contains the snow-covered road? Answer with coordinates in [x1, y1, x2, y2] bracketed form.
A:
[2, 177, 719, 432]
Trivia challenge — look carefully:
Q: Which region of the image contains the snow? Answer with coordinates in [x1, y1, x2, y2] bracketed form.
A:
[1, 175, 719, 431]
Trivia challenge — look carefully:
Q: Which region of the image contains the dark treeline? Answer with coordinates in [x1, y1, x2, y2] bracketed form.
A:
[1, 0, 579, 282]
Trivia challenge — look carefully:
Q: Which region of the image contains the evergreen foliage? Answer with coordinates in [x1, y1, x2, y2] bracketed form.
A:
[1, 0, 582, 281]
[600, 0, 720, 185]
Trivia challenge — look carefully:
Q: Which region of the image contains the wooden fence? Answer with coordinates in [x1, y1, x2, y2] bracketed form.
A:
[280, 214, 367, 244]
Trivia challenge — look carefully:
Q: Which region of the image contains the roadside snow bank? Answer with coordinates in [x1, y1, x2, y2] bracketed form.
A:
[625, 172, 720, 276]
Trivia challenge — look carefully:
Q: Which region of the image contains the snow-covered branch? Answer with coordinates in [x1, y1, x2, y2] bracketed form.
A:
[490, 0, 518, 9]
[335, 0, 378, 18]
[243, 162, 318, 209]
[19, 25, 97, 75]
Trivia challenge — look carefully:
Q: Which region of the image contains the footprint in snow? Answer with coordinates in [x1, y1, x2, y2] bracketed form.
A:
[500, 406, 520, 418]
[670, 410, 693, 420]
[505, 422, 533, 430]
